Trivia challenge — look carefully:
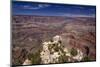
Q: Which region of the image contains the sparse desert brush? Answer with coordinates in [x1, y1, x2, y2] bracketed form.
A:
[70, 48, 78, 56]
[28, 50, 41, 64]
[82, 56, 91, 61]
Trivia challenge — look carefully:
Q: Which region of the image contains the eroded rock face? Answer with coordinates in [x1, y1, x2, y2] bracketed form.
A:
[12, 15, 96, 65]
[60, 29, 96, 59]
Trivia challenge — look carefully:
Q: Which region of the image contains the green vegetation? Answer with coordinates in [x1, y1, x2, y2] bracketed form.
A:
[53, 44, 60, 52]
[70, 48, 78, 56]
[28, 50, 41, 64]
[58, 53, 68, 63]
[48, 40, 69, 63]
[15, 59, 22, 65]
[82, 56, 91, 61]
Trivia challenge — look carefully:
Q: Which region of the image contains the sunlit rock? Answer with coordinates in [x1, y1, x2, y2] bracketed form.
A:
[23, 58, 32, 65]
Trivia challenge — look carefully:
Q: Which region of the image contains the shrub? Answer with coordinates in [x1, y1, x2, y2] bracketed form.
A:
[58, 54, 68, 63]
[54, 45, 60, 52]
[28, 50, 41, 64]
[15, 59, 22, 65]
[70, 48, 78, 56]
[82, 56, 91, 61]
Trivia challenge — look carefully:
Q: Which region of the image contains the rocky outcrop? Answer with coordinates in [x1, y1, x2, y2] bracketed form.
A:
[40, 35, 84, 64]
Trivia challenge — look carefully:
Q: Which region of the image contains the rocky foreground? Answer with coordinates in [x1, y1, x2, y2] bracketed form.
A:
[40, 35, 84, 64]
[22, 33, 95, 65]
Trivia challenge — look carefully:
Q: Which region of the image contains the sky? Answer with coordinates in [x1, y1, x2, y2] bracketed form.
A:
[12, 1, 96, 17]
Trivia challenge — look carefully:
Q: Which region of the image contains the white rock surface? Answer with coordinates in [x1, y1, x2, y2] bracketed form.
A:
[53, 35, 62, 42]
[23, 59, 32, 65]
[40, 35, 84, 64]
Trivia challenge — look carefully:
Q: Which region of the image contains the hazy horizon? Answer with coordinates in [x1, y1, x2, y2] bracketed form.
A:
[12, 1, 96, 17]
